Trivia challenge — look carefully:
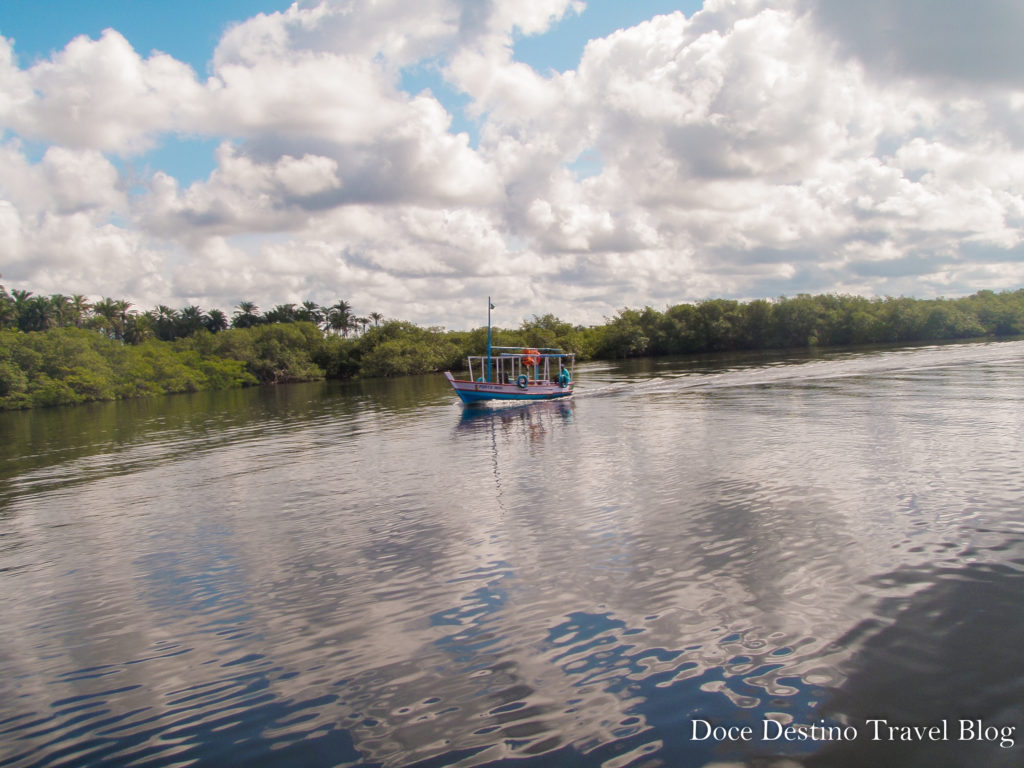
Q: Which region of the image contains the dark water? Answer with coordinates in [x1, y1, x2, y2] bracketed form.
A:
[2, 340, 1024, 768]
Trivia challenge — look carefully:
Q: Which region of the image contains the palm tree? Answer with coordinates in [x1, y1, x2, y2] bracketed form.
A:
[327, 300, 352, 336]
[233, 301, 260, 328]
[0, 287, 16, 329]
[123, 312, 154, 344]
[369, 311, 383, 327]
[355, 316, 370, 336]
[50, 294, 73, 327]
[89, 298, 132, 340]
[179, 305, 206, 336]
[296, 300, 324, 327]
[151, 305, 179, 340]
[264, 304, 296, 324]
[204, 308, 228, 333]
[91, 298, 116, 319]
[11, 289, 32, 330]
[70, 295, 91, 328]
[91, 297, 123, 339]
[114, 299, 133, 341]
[21, 296, 57, 331]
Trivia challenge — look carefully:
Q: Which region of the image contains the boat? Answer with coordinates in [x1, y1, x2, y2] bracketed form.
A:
[444, 347, 575, 404]
[445, 298, 575, 405]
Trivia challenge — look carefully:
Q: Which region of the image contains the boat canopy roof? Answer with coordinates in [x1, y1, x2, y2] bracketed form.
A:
[489, 346, 571, 357]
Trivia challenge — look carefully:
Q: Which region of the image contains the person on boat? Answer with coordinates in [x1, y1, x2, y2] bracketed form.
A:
[558, 365, 571, 387]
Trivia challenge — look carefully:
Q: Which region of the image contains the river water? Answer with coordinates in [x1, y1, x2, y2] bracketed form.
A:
[2, 340, 1024, 767]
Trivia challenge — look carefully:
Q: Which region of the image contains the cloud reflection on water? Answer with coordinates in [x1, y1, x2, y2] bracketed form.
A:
[2, 341, 1024, 766]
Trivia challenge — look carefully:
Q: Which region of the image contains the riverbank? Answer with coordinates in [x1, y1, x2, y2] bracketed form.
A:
[2, 289, 1023, 410]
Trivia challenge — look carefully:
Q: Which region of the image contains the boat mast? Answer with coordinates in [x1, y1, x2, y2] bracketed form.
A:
[486, 296, 493, 382]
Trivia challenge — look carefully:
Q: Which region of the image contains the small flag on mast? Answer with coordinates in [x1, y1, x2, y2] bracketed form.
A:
[489, 301, 495, 310]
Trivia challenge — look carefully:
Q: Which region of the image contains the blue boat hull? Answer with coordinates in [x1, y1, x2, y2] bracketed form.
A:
[453, 388, 574, 404]
[445, 372, 573, 404]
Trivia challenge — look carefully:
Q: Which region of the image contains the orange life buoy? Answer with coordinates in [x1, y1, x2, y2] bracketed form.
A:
[521, 348, 540, 366]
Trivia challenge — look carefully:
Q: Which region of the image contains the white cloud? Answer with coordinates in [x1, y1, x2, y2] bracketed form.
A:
[0, 140, 163, 298]
[802, 0, 1024, 88]
[42, 146, 126, 214]
[2, 0, 1024, 329]
[1, 29, 204, 154]
[467, 1, 1024, 313]
[272, 154, 341, 198]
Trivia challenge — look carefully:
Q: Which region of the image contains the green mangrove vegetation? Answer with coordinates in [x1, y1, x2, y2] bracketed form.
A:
[2, 285, 1024, 410]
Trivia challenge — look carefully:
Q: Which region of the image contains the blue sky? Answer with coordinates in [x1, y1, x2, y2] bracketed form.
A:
[1, 0, 700, 184]
[0, 0, 282, 71]
[0, 0, 288, 184]
[1, 0, 1023, 328]
[513, 0, 702, 73]
[0, 1, 701, 73]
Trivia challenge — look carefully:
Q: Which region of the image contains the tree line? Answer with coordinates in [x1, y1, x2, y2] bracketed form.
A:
[2, 285, 1024, 410]
[589, 290, 1024, 358]
[0, 289, 383, 341]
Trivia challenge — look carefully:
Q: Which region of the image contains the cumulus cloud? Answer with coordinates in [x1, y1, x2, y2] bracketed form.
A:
[1, 29, 205, 154]
[0, 139, 166, 298]
[2, 0, 1024, 328]
[802, 0, 1024, 88]
[471, 0, 1024, 310]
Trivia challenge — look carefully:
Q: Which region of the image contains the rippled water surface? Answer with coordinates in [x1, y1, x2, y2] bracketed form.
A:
[3, 340, 1024, 767]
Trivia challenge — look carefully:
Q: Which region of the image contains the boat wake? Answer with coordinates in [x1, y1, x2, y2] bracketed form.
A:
[574, 339, 1024, 399]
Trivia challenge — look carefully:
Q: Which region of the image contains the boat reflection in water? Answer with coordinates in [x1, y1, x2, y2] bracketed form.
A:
[457, 397, 576, 430]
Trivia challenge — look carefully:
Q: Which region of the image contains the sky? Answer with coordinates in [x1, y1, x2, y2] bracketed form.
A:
[1, 0, 1023, 330]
